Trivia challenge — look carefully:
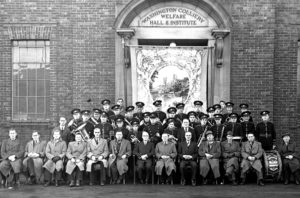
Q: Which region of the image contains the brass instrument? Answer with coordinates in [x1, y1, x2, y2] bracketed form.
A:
[197, 126, 208, 147]
[130, 134, 140, 144]
[167, 134, 178, 144]
[71, 122, 90, 142]
[219, 125, 225, 142]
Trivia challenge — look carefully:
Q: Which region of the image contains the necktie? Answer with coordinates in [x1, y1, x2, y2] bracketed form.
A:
[187, 141, 190, 147]
[144, 141, 147, 145]
[95, 139, 98, 145]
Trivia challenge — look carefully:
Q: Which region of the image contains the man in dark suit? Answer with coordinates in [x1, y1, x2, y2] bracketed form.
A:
[178, 131, 198, 186]
[177, 118, 196, 143]
[240, 132, 264, 186]
[256, 111, 276, 151]
[59, 116, 74, 146]
[133, 131, 155, 184]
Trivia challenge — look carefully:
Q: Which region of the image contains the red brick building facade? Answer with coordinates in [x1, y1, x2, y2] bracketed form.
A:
[0, 0, 299, 145]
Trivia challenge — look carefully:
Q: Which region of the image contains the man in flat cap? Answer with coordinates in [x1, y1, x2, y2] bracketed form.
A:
[198, 131, 221, 184]
[256, 111, 276, 150]
[221, 131, 240, 185]
[277, 133, 300, 185]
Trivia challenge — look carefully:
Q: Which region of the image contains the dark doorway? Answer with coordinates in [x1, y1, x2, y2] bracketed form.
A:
[138, 39, 208, 46]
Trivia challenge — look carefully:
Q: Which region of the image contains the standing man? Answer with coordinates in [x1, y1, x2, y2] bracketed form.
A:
[95, 112, 114, 140]
[89, 108, 102, 126]
[108, 131, 131, 184]
[133, 131, 155, 184]
[0, 128, 24, 188]
[43, 128, 67, 187]
[224, 113, 242, 141]
[222, 102, 234, 123]
[102, 99, 115, 118]
[221, 131, 240, 185]
[240, 132, 264, 186]
[144, 112, 164, 145]
[153, 100, 167, 123]
[198, 131, 221, 185]
[240, 111, 256, 142]
[163, 107, 181, 129]
[66, 133, 87, 187]
[86, 128, 109, 186]
[81, 110, 95, 139]
[59, 116, 74, 146]
[23, 130, 46, 184]
[67, 108, 82, 131]
[116, 98, 126, 116]
[175, 103, 187, 122]
[239, 103, 253, 123]
[155, 133, 177, 184]
[177, 118, 196, 143]
[133, 102, 145, 122]
[278, 133, 300, 185]
[256, 111, 276, 151]
[194, 114, 210, 142]
[178, 131, 198, 186]
[194, 100, 204, 119]
[210, 114, 226, 142]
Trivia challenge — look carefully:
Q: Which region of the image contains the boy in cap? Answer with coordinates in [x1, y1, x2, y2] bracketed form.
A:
[256, 111, 276, 150]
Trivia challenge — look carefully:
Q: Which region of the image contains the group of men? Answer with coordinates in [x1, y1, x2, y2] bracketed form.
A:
[0, 98, 299, 189]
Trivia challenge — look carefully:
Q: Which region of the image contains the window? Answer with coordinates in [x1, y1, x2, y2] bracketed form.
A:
[12, 40, 50, 121]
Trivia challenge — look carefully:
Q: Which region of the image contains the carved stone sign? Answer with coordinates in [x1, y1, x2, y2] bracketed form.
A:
[139, 7, 208, 27]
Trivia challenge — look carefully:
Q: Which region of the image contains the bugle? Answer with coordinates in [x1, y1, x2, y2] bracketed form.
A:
[71, 122, 90, 141]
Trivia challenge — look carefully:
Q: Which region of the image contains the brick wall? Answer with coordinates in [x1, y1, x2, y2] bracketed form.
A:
[0, 0, 299, 146]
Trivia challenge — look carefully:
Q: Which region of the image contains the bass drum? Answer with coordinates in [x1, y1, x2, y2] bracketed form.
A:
[263, 150, 282, 181]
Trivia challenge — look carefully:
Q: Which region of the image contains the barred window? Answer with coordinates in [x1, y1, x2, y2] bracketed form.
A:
[12, 40, 50, 121]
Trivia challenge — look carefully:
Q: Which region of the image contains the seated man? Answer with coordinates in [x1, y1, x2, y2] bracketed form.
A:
[86, 128, 109, 186]
[221, 131, 240, 185]
[108, 131, 131, 184]
[0, 128, 24, 189]
[278, 133, 300, 185]
[43, 128, 67, 187]
[178, 131, 198, 186]
[66, 132, 87, 187]
[133, 131, 155, 184]
[240, 132, 264, 186]
[23, 130, 47, 184]
[198, 131, 221, 185]
[155, 133, 177, 184]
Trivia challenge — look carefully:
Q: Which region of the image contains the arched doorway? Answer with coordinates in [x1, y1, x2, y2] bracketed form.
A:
[115, 0, 232, 111]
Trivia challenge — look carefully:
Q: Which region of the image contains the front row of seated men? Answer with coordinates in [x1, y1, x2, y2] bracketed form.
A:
[0, 127, 299, 189]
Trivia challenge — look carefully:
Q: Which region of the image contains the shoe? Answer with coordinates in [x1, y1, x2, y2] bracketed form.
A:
[55, 180, 59, 187]
[295, 180, 299, 185]
[203, 179, 208, 185]
[76, 180, 80, 187]
[284, 180, 289, 185]
[44, 181, 51, 187]
[180, 179, 186, 186]
[215, 179, 219, 185]
[69, 180, 75, 187]
[232, 180, 238, 186]
[240, 178, 246, 185]
[258, 180, 264, 186]
[100, 181, 105, 186]
[192, 180, 196, 186]
[117, 177, 122, 184]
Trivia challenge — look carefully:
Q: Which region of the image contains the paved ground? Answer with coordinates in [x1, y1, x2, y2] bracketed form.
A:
[0, 183, 299, 198]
